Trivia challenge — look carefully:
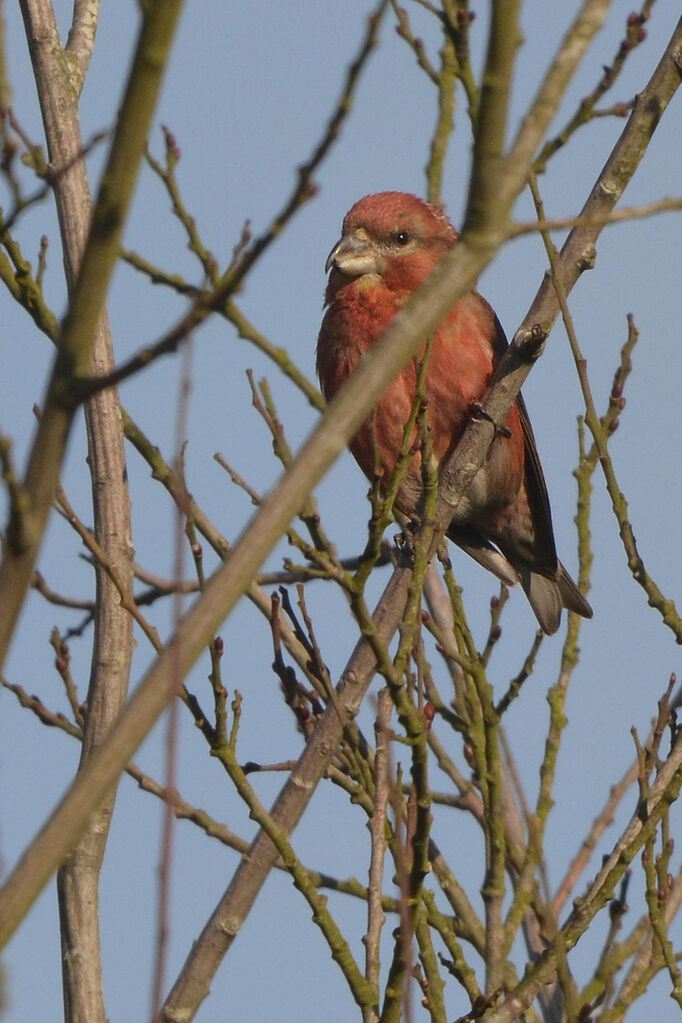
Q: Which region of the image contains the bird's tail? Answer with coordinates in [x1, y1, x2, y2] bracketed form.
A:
[447, 525, 592, 635]
[519, 562, 592, 635]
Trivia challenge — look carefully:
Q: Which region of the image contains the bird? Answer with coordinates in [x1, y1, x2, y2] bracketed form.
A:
[316, 191, 592, 635]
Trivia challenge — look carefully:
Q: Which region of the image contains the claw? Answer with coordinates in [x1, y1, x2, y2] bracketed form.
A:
[470, 401, 512, 439]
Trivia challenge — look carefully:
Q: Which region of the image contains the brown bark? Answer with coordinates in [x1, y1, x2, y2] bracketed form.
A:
[19, 2, 133, 1020]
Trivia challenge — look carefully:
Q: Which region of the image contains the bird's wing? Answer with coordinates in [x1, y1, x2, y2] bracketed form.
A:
[515, 391, 559, 574]
[488, 310, 558, 575]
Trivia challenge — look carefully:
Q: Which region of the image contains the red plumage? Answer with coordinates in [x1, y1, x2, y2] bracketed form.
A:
[316, 192, 592, 634]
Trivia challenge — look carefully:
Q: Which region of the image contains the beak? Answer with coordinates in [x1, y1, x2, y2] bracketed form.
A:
[325, 232, 383, 278]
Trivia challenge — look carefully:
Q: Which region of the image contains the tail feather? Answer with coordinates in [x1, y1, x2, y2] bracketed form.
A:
[557, 562, 593, 620]
[518, 569, 563, 635]
[518, 562, 592, 635]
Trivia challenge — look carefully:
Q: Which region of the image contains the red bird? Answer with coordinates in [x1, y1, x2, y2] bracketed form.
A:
[316, 192, 592, 634]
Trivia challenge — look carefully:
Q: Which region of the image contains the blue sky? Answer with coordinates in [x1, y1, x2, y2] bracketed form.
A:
[2, 1, 682, 1020]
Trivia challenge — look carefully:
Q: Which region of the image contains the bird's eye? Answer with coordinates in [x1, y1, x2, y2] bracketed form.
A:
[394, 230, 411, 246]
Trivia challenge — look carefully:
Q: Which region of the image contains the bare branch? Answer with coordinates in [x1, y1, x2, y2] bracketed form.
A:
[65, 0, 100, 87]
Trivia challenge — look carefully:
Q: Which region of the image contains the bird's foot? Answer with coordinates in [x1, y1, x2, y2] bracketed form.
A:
[393, 520, 419, 561]
[470, 401, 512, 439]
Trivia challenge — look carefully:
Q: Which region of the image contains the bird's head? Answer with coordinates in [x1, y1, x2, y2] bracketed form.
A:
[325, 191, 458, 300]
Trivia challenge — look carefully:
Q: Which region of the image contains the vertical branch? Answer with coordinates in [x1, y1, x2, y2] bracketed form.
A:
[463, 0, 521, 236]
[364, 689, 392, 1023]
[16, 2, 184, 1021]
[18, 3, 128, 1021]
[65, 0, 99, 88]
[150, 340, 194, 1021]
[476, 686, 506, 994]
[425, 34, 457, 204]
[414, 904, 447, 1023]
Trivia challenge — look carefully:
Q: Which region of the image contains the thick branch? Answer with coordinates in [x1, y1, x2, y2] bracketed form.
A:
[18, 2, 175, 1021]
